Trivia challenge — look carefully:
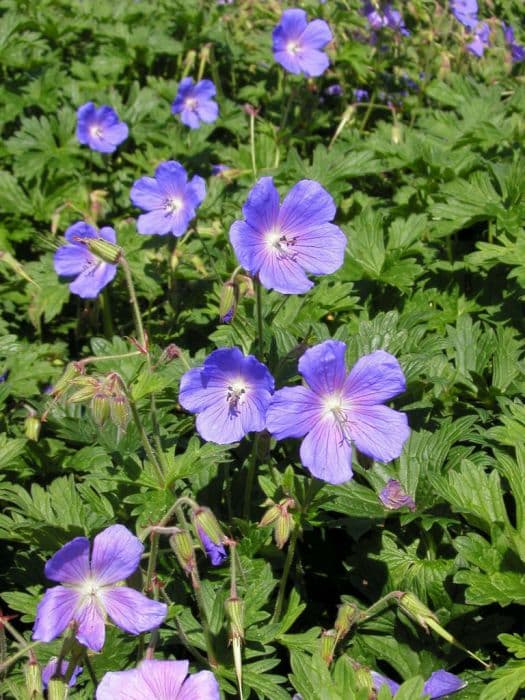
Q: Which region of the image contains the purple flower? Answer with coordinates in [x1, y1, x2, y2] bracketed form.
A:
[171, 78, 219, 129]
[383, 6, 409, 35]
[371, 669, 466, 698]
[53, 222, 117, 299]
[96, 659, 220, 700]
[179, 347, 274, 445]
[467, 22, 490, 57]
[503, 23, 525, 63]
[211, 164, 231, 175]
[272, 9, 332, 77]
[449, 0, 478, 30]
[32, 525, 167, 651]
[130, 161, 206, 237]
[379, 479, 416, 511]
[0, 371, 8, 383]
[229, 177, 346, 295]
[76, 103, 128, 154]
[325, 84, 343, 96]
[266, 341, 409, 485]
[362, 3, 409, 35]
[42, 658, 83, 689]
[197, 527, 227, 566]
[354, 88, 369, 102]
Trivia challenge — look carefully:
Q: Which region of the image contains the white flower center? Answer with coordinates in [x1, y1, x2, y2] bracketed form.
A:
[286, 40, 300, 55]
[184, 97, 198, 110]
[89, 125, 103, 139]
[323, 394, 343, 413]
[226, 379, 248, 415]
[165, 197, 183, 214]
[75, 576, 103, 599]
[265, 228, 298, 259]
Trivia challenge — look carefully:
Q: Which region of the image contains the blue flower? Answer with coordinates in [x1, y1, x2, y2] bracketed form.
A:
[325, 84, 343, 96]
[42, 658, 83, 689]
[266, 341, 409, 484]
[229, 177, 346, 295]
[272, 9, 332, 77]
[76, 103, 128, 153]
[130, 161, 206, 237]
[179, 347, 274, 445]
[379, 479, 416, 511]
[372, 669, 466, 698]
[53, 222, 118, 299]
[449, 0, 478, 30]
[171, 78, 219, 129]
[197, 527, 227, 566]
[354, 88, 369, 102]
[467, 22, 490, 57]
[503, 23, 525, 63]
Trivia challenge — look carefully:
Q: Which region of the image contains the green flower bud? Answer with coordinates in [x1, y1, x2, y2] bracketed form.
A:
[334, 601, 359, 641]
[169, 531, 195, 574]
[47, 678, 69, 700]
[24, 414, 41, 442]
[192, 507, 225, 545]
[90, 391, 111, 427]
[51, 363, 83, 397]
[219, 281, 238, 323]
[67, 378, 100, 404]
[225, 596, 245, 641]
[397, 592, 437, 632]
[25, 660, 43, 699]
[354, 665, 374, 694]
[84, 237, 122, 264]
[110, 394, 130, 432]
[320, 629, 337, 666]
[258, 500, 280, 528]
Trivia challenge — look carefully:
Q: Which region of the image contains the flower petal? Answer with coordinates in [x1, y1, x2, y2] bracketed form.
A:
[44, 536, 90, 584]
[33, 586, 79, 643]
[266, 386, 321, 439]
[229, 221, 264, 272]
[300, 18, 332, 50]
[240, 388, 272, 434]
[179, 368, 227, 414]
[298, 340, 347, 395]
[155, 160, 188, 195]
[69, 260, 116, 298]
[90, 524, 144, 586]
[273, 9, 308, 51]
[96, 668, 150, 700]
[187, 175, 207, 208]
[241, 177, 280, 234]
[370, 671, 400, 696]
[348, 404, 409, 463]
[299, 416, 354, 484]
[273, 51, 302, 74]
[343, 350, 406, 405]
[130, 176, 165, 211]
[98, 226, 117, 244]
[103, 122, 129, 148]
[193, 79, 216, 99]
[102, 587, 167, 635]
[296, 49, 330, 77]
[257, 251, 313, 294]
[54, 246, 91, 277]
[136, 210, 177, 236]
[180, 109, 201, 129]
[196, 100, 219, 124]
[179, 670, 221, 700]
[423, 670, 467, 699]
[75, 599, 106, 651]
[279, 180, 336, 233]
[195, 398, 246, 444]
[289, 222, 346, 275]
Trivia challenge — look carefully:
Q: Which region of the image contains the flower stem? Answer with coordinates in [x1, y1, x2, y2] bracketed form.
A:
[359, 591, 402, 622]
[272, 523, 299, 623]
[249, 110, 257, 181]
[191, 567, 218, 668]
[0, 642, 40, 674]
[120, 256, 146, 349]
[128, 397, 165, 486]
[255, 280, 264, 358]
[82, 651, 97, 687]
[100, 288, 114, 339]
[243, 433, 260, 520]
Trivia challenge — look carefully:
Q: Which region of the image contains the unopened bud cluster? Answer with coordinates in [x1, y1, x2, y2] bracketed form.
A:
[259, 497, 296, 549]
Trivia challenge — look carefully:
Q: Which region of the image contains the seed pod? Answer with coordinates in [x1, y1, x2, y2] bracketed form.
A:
[397, 591, 437, 632]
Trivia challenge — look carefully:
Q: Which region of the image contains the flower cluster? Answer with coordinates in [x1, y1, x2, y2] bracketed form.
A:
[179, 340, 409, 486]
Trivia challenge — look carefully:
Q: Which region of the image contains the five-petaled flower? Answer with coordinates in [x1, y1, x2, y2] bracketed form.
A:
[229, 177, 346, 295]
[96, 659, 220, 700]
[32, 525, 167, 651]
[54, 222, 118, 299]
[371, 668, 466, 698]
[179, 347, 274, 445]
[272, 9, 332, 77]
[266, 340, 409, 484]
[171, 78, 219, 129]
[130, 160, 206, 237]
[76, 102, 129, 153]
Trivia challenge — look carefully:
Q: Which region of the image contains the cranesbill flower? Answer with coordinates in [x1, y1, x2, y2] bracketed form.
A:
[503, 23, 525, 63]
[179, 347, 274, 444]
[371, 669, 466, 698]
[171, 78, 219, 129]
[354, 88, 369, 102]
[266, 341, 409, 484]
[325, 84, 343, 96]
[379, 479, 416, 511]
[32, 525, 167, 651]
[76, 103, 128, 153]
[362, 2, 409, 34]
[272, 9, 332, 77]
[54, 222, 118, 299]
[197, 528, 227, 566]
[96, 659, 220, 700]
[130, 161, 206, 237]
[449, 0, 478, 30]
[229, 177, 346, 294]
[42, 658, 83, 689]
[467, 22, 490, 57]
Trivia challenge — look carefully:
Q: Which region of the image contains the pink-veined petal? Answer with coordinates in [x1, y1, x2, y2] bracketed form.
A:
[279, 180, 336, 234]
[102, 587, 167, 635]
[33, 586, 79, 643]
[266, 386, 321, 439]
[299, 417, 354, 484]
[44, 537, 90, 584]
[241, 177, 280, 233]
[298, 340, 347, 395]
[343, 350, 406, 405]
[90, 524, 143, 586]
[348, 404, 409, 463]
[179, 670, 221, 700]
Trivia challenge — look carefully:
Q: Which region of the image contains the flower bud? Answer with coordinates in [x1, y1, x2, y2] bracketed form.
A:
[25, 659, 43, 699]
[84, 237, 122, 264]
[219, 281, 238, 323]
[51, 363, 83, 398]
[193, 507, 225, 546]
[354, 666, 374, 694]
[225, 596, 245, 641]
[47, 678, 68, 700]
[391, 123, 402, 145]
[396, 592, 437, 632]
[24, 414, 41, 442]
[334, 601, 359, 641]
[169, 531, 195, 574]
[90, 391, 111, 427]
[274, 508, 293, 550]
[320, 629, 337, 666]
[258, 500, 280, 528]
[110, 393, 130, 433]
[67, 377, 100, 403]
